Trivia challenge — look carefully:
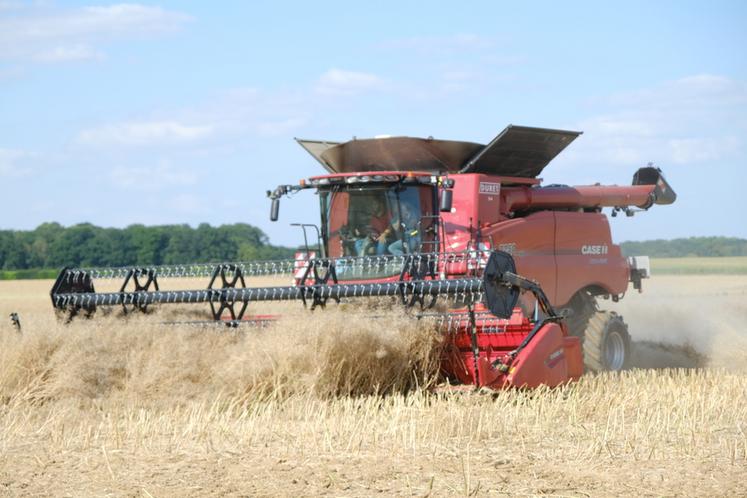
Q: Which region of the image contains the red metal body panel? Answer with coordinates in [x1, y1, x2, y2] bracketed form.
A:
[437, 173, 631, 307]
[483, 213, 559, 303]
[554, 211, 628, 304]
[501, 184, 656, 211]
[501, 323, 569, 388]
[442, 308, 583, 388]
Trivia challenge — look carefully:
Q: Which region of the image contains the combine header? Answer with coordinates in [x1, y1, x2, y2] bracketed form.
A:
[51, 124, 676, 388]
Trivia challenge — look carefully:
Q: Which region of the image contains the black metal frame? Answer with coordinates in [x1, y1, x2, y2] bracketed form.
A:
[50, 251, 558, 328]
[119, 268, 159, 314]
[50, 266, 96, 321]
[9, 312, 21, 332]
[207, 264, 248, 321]
[296, 258, 339, 309]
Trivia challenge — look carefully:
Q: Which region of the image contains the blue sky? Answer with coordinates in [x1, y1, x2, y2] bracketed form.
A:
[1, 1, 745, 246]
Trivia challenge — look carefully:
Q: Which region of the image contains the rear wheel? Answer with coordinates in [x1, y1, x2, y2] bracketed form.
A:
[582, 311, 631, 372]
[565, 291, 631, 372]
[564, 291, 596, 338]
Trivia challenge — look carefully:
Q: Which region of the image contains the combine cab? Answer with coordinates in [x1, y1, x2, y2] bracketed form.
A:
[51, 125, 676, 388]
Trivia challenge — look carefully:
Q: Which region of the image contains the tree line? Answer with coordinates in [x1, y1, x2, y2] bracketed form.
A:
[0, 224, 744, 272]
[620, 237, 747, 258]
[0, 222, 295, 270]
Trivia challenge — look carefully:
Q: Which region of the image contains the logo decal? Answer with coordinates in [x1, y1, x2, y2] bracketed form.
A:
[545, 348, 565, 368]
[479, 182, 500, 195]
[581, 244, 609, 255]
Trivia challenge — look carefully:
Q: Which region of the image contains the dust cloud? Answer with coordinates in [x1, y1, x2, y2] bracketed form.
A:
[608, 274, 747, 371]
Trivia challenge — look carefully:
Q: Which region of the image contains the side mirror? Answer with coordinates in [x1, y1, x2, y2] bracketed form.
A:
[439, 189, 453, 212]
[270, 198, 280, 221]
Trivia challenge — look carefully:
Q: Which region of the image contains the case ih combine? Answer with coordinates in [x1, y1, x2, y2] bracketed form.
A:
[51, 125, 675, 389]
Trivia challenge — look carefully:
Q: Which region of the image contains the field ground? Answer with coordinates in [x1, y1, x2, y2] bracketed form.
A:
[1, 274, 746, 496]
[650, 256, 747, 274]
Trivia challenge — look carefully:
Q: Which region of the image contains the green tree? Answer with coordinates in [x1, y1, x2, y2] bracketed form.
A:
[1, 221, 294, 271]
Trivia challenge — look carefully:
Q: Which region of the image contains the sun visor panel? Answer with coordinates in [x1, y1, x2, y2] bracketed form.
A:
[295, 139, 342, 173]
[318, 137, 483, 173]
[461, 125, 581, 178]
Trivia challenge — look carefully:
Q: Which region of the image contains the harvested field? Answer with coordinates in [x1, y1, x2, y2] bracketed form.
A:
[649, 256, 747, 275]
[1, 275, 746, 496]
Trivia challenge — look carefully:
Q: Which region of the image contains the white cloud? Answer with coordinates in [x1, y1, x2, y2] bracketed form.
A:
[606, 74, 746, 108]
[110, 162, 198, 190]
[0, 148, 33, 177]
[33, 44, 104, 63]
[667, 136, 741, 165]
[191, 86, 309, 135]
[375, 34, 522, 101]
[566, 74, 747, 168]
[0, 1, 22, 11]
[77, 120, 214, 147]
[579, 116, 655, 138]
[168, 193, 205, 215]
[315, 68, 384, 96]
[255, 117, 308, 136]
[0, 3, 190, 63]
[74, 84, 312, 150]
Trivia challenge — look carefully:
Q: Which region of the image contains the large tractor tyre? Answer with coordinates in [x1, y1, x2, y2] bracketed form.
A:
[582, 311, 631, 372]
[564, 291, 597, 338]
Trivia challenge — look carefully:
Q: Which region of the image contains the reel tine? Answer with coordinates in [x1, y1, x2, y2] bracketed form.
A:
[51, 250, 550, 326]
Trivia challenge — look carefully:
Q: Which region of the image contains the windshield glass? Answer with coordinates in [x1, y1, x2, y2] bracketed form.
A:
[320, 184, 435, 263]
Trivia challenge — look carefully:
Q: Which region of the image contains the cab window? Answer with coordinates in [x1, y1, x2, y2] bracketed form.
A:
[320, 185, 434, 259]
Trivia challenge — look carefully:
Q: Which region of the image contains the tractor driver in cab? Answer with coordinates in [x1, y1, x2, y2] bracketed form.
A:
[388, 200, 421, 255]
[354, 196, 394, 256]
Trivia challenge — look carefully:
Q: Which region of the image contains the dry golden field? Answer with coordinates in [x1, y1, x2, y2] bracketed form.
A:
[1, 274, 746, 497]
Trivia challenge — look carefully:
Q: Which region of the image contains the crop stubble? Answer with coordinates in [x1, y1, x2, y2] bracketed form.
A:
[0, 275, 745, 496]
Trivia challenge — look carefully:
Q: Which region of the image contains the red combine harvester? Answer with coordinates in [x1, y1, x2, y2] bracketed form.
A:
[51, 125, 675, 389]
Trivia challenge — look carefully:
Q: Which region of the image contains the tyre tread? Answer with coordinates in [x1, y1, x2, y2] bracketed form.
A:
[582, 310, 630, 372]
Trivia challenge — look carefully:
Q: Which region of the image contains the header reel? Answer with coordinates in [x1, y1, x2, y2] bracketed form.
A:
[50, 251, 554, 325]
